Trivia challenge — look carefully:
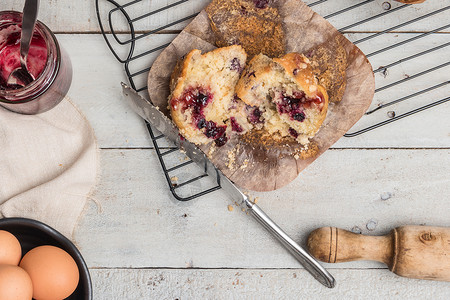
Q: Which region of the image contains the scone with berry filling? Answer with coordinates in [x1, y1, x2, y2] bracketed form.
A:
[169, 45, 249, 146]
[236, 52, 328, 144]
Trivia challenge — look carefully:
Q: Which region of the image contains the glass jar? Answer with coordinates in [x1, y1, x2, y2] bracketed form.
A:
[0, 11, 72, 114]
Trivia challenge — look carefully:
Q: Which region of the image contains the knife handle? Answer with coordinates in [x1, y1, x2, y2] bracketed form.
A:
[245, 200, 335, 288]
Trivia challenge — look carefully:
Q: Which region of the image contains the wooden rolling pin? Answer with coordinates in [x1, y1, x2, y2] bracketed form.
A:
[307, 226, 450, 282]
[396, 0, 426, 4]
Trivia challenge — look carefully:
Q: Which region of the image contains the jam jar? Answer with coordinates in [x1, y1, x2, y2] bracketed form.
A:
[0, 11, 72, 114]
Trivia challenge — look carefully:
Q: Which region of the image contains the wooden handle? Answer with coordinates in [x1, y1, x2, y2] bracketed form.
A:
[307, 226, 450, 282]
[396, 0, 426, 4]
[307, 227, 393, 265]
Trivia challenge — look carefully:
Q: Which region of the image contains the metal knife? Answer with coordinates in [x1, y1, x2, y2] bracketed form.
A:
[121, 82, 336, 288]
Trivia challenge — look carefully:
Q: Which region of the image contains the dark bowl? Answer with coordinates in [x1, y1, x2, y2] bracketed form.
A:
[0, 217, 92, 300]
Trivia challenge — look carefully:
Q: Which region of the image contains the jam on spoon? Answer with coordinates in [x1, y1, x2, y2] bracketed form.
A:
[0, 23, 47, 90]
[7, 0, 41, 87]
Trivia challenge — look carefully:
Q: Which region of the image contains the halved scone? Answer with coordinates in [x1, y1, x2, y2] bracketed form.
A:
[236, 52, 329, 144]
[169, 45, 248, 146]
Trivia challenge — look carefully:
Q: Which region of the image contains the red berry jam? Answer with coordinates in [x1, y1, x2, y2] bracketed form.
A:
[230, 116, 243, 132]
[246, 105, 264, 124]
[0, 11, 72, 114]
[172, 86, 228, 146]
[0, 23, 47, 89]
[276, 91, 324, 122]
[288, 127, 299, 138]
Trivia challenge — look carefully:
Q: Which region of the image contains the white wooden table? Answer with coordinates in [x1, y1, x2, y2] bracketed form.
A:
[5, 0, 450, 298]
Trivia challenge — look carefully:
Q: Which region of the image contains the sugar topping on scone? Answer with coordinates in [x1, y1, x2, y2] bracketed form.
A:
[236, 52, 329, 144]
[169, 45, 249, 146]
[206, 0, 285, 59]
[305, 35, 348, 103]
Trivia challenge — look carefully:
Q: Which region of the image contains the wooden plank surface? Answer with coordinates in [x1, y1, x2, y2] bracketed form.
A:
[90, 269, 450, 299]
[74, 148, 450, 269]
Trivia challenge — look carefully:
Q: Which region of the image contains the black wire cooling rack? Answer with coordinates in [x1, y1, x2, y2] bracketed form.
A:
[95, 0, 450, 201]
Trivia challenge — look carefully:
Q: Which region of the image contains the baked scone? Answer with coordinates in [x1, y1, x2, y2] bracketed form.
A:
[169, 45, 249, 146]
[306, 35, 347, 103]
[236, 52, 329, 144]
[205, 0, 285, 59]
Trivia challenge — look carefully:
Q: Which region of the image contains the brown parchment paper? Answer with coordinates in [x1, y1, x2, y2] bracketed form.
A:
[148, 0, 375, 192]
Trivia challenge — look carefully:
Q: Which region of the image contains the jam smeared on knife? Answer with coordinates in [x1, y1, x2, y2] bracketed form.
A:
[0, 24, 48, 90]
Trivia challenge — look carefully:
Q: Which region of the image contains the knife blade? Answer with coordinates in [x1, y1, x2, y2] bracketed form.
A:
[121, 82, 336, 288]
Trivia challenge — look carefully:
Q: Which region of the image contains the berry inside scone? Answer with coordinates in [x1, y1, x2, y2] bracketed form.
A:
[236, 52, 329, 144]
[169, 45, 248, 146]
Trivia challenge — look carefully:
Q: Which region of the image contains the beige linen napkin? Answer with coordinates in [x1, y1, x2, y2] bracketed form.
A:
[0, 98, 98, 238]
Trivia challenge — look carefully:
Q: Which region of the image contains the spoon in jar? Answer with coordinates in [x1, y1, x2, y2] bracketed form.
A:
[7, 0, 40, 87]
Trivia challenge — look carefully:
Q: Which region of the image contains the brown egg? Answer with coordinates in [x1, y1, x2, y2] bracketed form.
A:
[0, 230, 22, 265]
[20, 245, 79, 300]
[0, 264, 33, 300]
